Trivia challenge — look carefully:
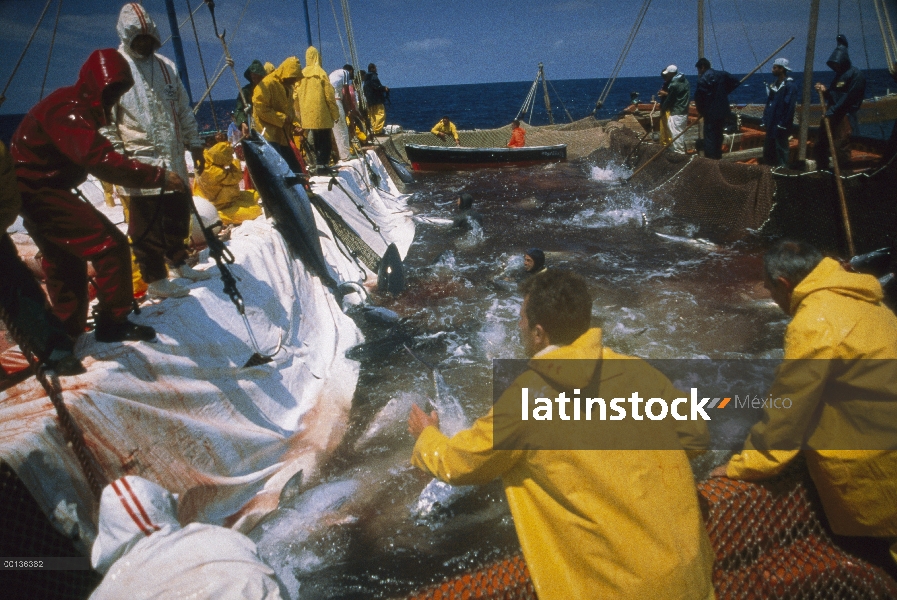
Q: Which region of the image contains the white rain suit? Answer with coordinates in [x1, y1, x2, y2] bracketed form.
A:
[329, 68, 352, 160]
[106, 3, 203, 196]
[90, 476, 286, 599]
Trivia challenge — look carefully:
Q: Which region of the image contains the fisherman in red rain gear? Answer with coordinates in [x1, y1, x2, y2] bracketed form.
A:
[507, 119, 526, 148]
[11, 48, 188, 343]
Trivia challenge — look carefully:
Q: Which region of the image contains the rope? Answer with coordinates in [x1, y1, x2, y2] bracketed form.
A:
[39, 0, 63, 101]
[0, 0, 54, 109]
[730, 0, 759, 65]
[340, 0, 363, 112]
[192, 63, 227, 113]
[858, 0, 888, 137]
[873, 0, 897, 67]
[593, 0, 652, 113]
[185, 0, 218, 130]
[516, 72, 540, 122]
[204, 0, 253, 90]
[329, 0, 349, 64]
[707, 0, 725, 70]
[316, 0, 322, 53]
[547, 78, 575, 123]
[159, 1, 205, 47]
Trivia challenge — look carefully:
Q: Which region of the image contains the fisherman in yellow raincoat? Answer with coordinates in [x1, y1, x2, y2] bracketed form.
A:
[252, 57, 303, 172]
[294, 47, 339, 173]
[713, 240, 897, 569]
[194, 141, 261, 226]
[408, 270, 715, 600]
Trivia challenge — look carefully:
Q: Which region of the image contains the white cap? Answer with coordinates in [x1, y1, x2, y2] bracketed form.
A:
[773, 58, 792, 71]
[661, 65, 678, 75]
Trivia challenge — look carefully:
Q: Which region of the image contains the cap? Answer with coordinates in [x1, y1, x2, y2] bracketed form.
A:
[661, 65, 678, 75]
[773, 58, 792, 71]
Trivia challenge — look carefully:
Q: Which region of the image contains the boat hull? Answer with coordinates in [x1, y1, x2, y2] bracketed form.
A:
[405, 144, 567, 171]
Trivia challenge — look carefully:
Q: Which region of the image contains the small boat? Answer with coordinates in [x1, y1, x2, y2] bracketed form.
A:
[404, 143, 567, 171]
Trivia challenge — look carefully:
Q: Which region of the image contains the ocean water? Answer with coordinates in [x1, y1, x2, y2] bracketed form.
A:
[1, 69, 893, 144]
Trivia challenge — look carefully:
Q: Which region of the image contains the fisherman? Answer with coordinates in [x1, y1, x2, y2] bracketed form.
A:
[431, 116, 461, 146]
[711, 240, 897, 573]
[11, 48, 187, 344]
[329, 64, 355, 161]
[408, 270, 714, 600]
[89, 476, 287, 599]
[524, 248, 545, 274]
[295, 47, 340, 174]
[235, 59, 267, 137]
[195, 141, 262, 225]
[364, 63, 389, 135]
[106, 3, 211, 301]
[694, 57, 740, 159]
[761, 58, 798, 167]
[507, 119, 526, 148]
[1, 141, 84, 375]
[453, 192, 483, 231]
[253, 57, 304, 173]
[658, 65, 690, 153]
[814, 35, 866, 170]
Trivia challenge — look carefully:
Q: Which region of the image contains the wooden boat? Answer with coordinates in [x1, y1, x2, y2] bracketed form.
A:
[404, 143, 567, 171]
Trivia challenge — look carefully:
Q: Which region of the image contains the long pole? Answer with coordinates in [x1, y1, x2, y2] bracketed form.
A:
[302, 0, 314, 48]
[626, 37, 794, 182]
[540, 63, 554, 125]
[164, 0, 193, 104]
[798, 0, 821, 163]
[697, 0, 705, 58]
[819, 99, 855, 255]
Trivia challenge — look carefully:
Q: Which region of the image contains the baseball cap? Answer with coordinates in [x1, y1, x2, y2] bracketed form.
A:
[773, 58, 792, 71]
[661, 65, 678, 75]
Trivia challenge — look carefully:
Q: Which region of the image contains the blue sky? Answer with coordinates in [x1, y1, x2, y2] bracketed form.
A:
[0, 0, 892, 114]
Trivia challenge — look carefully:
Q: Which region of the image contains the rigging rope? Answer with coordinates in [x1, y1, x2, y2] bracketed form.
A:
[340, 0, 364, 112]
[706, 0, 725, 70]
[316, 0, 322, 53]
[547, 78, 574, 123]
[160, 1, 205, 47]
[730, 0, 759, 65]
[592, 0, 652, 114]
[185, 0, 218, 130]
[0, 0, 54, 109]
[872, 0, 896, 67]
[329, 0, 349, 64]
[857, 0, 887, 137]
[39, 0, 63, 101]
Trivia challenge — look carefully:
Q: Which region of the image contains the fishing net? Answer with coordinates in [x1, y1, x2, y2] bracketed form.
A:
[308, 192, 381, 272]
[400, 462, 897, 600]
[0, 461, 100, 599]
[384, 118, 614, 162]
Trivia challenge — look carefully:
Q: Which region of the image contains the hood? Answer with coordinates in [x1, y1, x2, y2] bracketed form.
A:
[207, 141, 235, 167]
[91, 476, 180, 574]
[264, 62, 275, 74]
[271, 56, 302, 82]
[303, 46, 328, 79]
[791, 257, 883, 314]
[827, 44, 851, 73]
[117, 3, 161, 59]
[529, 328, 603, 388]
[244, 59, 266, 81]
[76, 48, 135, 117]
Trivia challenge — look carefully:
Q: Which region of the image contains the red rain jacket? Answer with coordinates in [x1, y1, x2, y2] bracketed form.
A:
[11, 48, 164, 193]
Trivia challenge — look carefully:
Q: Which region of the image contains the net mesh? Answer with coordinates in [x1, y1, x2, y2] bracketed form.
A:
[308, 192, 381, 272]
[400, 463, 897, 600]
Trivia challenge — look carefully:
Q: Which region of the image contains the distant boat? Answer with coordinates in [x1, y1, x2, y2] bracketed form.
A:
[404, 143, 567, 171]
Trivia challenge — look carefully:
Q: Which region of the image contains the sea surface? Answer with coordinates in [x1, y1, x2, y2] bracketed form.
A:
[1, 69, 894, 143]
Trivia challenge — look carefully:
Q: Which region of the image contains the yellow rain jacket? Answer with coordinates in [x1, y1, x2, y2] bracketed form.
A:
[728, 258, 897, 537]
[430, 120, 459, 142]
[194, 142, 261, 225]
[253, 57, 302, 146]
[412, 328, 715, 600]
[294, 47, 339, 130]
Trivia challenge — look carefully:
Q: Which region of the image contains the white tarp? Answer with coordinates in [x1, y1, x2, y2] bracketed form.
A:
[0, 150, 412, 550]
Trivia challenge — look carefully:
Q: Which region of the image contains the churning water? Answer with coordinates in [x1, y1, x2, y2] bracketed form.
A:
[252, 154, 791, 599]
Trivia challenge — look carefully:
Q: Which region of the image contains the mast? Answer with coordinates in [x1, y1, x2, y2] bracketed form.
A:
[540, 64, 555, 125]
[697, 0, 705, 58]
[301, 0, 314, 48]
[163, 0, 193, 104]
[798, 0, 821, 163]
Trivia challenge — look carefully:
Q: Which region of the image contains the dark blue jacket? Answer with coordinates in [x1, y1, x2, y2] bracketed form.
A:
[695, 68, 740, 121]
[762, 77, 798, 133]
[364, 71, 388, 105]
[824, 45, 865, 119]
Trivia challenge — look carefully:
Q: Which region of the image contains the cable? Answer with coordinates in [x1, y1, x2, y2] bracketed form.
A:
[39, 0, 63, 101]
[547, 78, 574, 123]
[593, 0, 652, 113]
[329, 0, 349, 64]
[730, 0, 759, 65]
[185, 0, 218, 130]
[707, 0, 725, 71]
[0, 0, 54, 109]
[160, 1, 205, 47]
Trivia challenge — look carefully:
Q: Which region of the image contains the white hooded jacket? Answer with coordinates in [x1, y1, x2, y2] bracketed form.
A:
[90, 476, 285, 600]
[106, 3, 202, 196]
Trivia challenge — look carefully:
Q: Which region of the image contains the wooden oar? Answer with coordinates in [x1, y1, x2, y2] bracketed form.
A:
[624, 36, 795, 183]
[819, 96, 856, 256]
